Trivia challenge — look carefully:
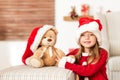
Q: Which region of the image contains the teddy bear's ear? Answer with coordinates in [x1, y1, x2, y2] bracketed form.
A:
[51, 27, 58, 35]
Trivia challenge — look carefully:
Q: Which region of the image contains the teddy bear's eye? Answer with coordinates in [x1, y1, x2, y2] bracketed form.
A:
[43, 37, 46, 38]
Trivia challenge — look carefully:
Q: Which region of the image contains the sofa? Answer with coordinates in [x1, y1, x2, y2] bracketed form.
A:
[94, 11, 120, 80]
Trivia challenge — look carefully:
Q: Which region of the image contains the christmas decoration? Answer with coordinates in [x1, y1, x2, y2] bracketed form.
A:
[81, 4, 90, 16]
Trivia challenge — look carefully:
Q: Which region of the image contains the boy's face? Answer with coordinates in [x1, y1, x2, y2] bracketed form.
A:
[79, 31, 97, 48]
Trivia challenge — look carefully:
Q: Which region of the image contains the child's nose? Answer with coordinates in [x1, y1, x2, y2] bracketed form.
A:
[85, 35, 89, 39]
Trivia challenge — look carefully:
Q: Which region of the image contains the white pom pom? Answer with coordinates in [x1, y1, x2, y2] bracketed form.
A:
[82, 61, 87, 66]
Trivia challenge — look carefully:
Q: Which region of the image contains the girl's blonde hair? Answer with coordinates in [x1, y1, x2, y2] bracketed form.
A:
[75, 42, 100, 64]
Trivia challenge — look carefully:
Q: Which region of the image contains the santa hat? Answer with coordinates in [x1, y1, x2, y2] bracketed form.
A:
[30, 25, 56, 53]
[22, 25, 56, 64]
[76, 17, 102, 45]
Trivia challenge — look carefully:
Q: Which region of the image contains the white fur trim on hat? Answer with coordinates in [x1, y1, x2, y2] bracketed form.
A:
[30, 25, 54, 53]
[76, 21, 102, 45]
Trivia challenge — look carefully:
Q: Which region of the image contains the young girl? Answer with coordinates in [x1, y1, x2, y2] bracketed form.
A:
[56, 17, 108, 80]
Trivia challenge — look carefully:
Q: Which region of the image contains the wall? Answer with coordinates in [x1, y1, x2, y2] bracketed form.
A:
[0, 41, 27, 70]
[0, 0, 54, 40]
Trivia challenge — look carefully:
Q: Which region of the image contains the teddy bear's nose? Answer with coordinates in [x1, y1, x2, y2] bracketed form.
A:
[47, 38, 52, 42]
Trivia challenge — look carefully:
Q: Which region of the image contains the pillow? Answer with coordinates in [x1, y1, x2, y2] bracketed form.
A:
[106, 11, 120, 56]
[94, 12, 109, 53]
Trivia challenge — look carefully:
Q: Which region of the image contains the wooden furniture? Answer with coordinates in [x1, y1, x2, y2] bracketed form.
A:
[63, 15, 93, 21]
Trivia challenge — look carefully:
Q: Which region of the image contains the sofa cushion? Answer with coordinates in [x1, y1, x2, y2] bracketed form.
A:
[108, 40, 120, 56]
[106, 11, 120, 56]
[94, 12, 109, 52]
[108, 56, 120, 71]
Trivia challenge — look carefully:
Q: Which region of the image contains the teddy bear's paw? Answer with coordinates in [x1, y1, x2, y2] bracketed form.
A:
[25, 57, 31, 66]
[30, 59, 43, 68]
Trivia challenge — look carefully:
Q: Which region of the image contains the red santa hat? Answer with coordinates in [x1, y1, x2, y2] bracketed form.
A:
[22, 25, 56, 64]
[76, 17, 102, 45]
[30, 25, 56, 53]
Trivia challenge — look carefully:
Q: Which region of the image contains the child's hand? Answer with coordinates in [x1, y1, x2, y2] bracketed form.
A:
[56, 55, 75, 68]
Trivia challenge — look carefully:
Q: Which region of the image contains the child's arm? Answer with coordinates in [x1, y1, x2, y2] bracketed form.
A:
[65, 48, 108, 76]
[66, 48, 79, 56]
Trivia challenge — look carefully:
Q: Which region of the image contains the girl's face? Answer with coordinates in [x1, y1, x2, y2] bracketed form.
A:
[79, 31, 97, 48]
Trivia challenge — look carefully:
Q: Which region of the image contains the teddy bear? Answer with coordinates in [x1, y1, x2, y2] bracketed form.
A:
[22, 25, 65, 68]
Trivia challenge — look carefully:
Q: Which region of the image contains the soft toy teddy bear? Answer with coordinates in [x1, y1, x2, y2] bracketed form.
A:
[22, 25, 65, 68]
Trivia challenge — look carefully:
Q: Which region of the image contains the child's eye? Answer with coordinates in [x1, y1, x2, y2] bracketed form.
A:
[81, 34, 85, 36]
[90, 34, 94, 36]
